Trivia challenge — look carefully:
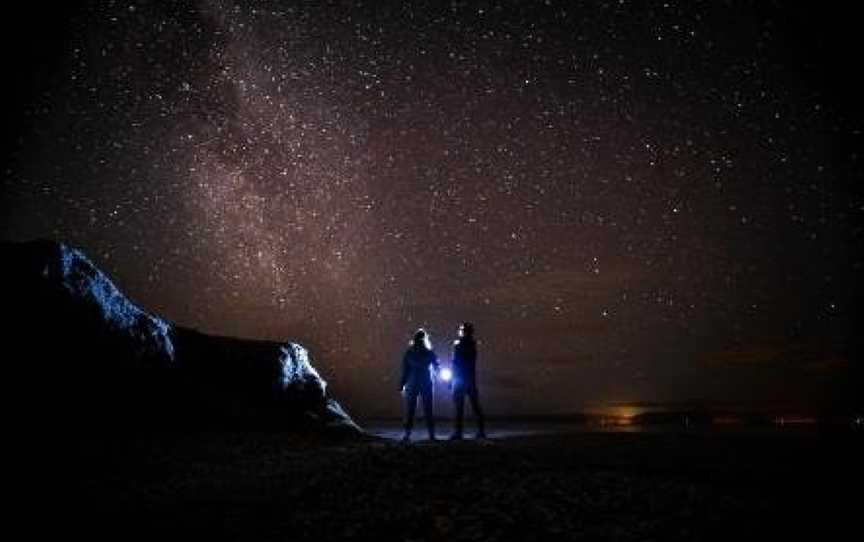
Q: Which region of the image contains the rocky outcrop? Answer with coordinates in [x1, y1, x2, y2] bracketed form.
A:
[2, 239, 175, 369]
[1, 239, 360, 434]
[170, 325, 360, 431]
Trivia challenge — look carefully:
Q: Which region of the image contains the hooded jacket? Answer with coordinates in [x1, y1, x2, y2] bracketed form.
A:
[400, 344, 439, 390]
[452, 336, 478, 390]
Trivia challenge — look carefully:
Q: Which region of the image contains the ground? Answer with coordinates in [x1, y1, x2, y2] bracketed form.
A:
[69, 423, 859, 541]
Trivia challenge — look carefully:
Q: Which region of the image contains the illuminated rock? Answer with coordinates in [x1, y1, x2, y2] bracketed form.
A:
[171, 326, 360, 432]
[1, 239, 174, 369]
[1, 239, 359, 434]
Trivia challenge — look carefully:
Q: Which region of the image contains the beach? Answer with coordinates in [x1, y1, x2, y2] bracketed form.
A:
[70, 423, 859, 541]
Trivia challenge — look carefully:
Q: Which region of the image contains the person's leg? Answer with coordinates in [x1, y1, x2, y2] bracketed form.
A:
[403, 387, 418, 440]
[421, 387, 436, 440]
[452, 386, 465, 438]
[468, 387, 486, 437]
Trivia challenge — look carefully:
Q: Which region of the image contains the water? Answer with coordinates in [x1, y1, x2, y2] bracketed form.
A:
[361, 418, 824, 441]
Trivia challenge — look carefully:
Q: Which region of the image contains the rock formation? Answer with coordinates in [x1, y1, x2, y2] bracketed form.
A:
[1, 239, 360, 434]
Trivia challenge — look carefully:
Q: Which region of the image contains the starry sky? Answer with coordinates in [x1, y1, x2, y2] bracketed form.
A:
[2, 1, 862, 417]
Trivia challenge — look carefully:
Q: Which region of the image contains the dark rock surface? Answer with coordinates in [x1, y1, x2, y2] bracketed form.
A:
[1, 239, 359, 434]
[170, 325, 359, 432]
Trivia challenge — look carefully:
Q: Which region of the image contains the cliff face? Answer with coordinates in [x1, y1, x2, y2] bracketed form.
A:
[2, 239, 359, 434]
[2, 239, 175, 370]
[170, 325, 359, 431]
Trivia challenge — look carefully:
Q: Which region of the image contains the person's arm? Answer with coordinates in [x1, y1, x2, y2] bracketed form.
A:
[468, 341, 478, 382]
[399, 351, 409, 391]
[467, 341, 477, 365]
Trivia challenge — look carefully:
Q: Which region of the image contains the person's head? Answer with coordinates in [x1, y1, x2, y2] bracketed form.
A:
[412, 328, 432, 350]
[459, 322, 474, 338]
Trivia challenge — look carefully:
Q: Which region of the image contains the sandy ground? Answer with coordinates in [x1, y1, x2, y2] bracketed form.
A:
[66, 424, 859, 541]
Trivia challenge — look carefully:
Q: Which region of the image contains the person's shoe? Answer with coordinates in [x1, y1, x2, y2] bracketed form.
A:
[401, 433, 411, 443]
[449, 432, 464, 441]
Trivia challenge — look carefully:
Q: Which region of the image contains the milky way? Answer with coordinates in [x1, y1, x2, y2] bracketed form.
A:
[3, 1, 861, 416]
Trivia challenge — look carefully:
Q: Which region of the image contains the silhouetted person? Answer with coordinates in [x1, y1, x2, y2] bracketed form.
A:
[400, 328, 440, 442]
[450, 322, 486, 439]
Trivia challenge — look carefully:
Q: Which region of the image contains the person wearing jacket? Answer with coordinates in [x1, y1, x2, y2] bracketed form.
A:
[400, 328, 440, 442]
[450, 322, 486, 439]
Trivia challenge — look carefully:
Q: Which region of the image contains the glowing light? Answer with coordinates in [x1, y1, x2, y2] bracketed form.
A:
[440, 368, 452, 382]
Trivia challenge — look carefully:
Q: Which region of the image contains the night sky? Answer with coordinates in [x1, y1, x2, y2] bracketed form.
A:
[2, 1, 861, 417]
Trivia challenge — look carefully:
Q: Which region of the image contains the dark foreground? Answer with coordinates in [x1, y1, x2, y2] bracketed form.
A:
[68, 426, 860, 541]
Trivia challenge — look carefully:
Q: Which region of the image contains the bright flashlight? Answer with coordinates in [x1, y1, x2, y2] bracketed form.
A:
[440, 368, 453, 382]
